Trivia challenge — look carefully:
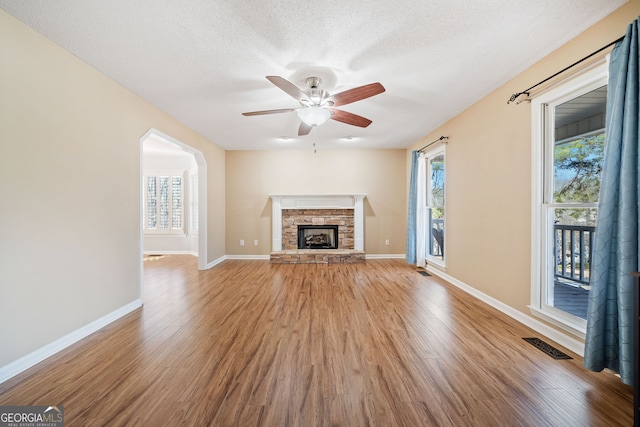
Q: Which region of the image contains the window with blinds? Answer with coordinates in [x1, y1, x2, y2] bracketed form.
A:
[144, 171, 185, 234]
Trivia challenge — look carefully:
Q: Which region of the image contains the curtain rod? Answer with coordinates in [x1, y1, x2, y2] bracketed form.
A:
[507, 35, 624, 104]
[418, 136, 448, 152]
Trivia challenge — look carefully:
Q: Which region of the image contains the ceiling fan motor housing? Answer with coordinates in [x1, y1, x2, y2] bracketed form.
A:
[305, 77, 327, 105]
[305, 77, 322, 89]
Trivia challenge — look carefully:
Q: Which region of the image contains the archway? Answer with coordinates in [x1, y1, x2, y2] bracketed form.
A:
[140, 129, 207, 271]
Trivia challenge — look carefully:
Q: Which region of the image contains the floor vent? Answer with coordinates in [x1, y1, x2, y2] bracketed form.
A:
[417, 270, 431, 277]
[523, 337, 572, 360]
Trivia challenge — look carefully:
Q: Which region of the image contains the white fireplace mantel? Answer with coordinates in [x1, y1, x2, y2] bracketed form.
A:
[269, 194, 366, 251]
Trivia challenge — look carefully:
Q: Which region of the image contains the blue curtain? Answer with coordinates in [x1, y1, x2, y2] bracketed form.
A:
[584, 17, 639, 386]
[406, 151, 419, 264]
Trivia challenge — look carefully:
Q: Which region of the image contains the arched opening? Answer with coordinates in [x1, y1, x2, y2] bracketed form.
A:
[140, 129, 207, 272]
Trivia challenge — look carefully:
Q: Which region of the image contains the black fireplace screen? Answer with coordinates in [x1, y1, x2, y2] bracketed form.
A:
[297, 225, 339, 249]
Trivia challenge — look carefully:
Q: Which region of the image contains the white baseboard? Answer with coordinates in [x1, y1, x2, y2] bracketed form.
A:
[425, 267, 585, 356]
[222, 254, 404, 261]
[219, 254, 405, 261]
[365, 254, 405, 259]
[0, 299, 142, 385]
[204, 255, 227, 269]
[224, 255, 270, 260]
[143, 250, 193, 255]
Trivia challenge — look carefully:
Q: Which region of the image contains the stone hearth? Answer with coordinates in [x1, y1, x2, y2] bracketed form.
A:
[270, 249, 365, 264]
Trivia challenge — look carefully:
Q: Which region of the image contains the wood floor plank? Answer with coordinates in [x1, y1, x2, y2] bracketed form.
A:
[0, 256, 633, 426]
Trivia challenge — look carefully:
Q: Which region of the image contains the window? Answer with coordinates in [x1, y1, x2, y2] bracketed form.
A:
[531, 61, 608, 335]
[425, 146, 446, 266]
[143, 171, 185, 235]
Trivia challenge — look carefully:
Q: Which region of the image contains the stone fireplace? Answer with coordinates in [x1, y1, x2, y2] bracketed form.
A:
[269, 194, 366, 263]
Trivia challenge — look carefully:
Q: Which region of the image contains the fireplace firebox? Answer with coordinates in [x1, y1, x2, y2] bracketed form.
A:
[297, 225, 339, 249]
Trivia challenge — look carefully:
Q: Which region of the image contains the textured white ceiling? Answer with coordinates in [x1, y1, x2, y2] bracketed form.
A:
[0, 0, 627, 150]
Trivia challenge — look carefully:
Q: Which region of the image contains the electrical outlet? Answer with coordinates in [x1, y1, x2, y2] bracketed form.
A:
[240, 239, 245, 246]
[385, 239, 390, 245]
[254, 240, 258, 246]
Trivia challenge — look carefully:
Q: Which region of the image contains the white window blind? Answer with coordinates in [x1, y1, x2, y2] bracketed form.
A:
[144, 171, 185, 234]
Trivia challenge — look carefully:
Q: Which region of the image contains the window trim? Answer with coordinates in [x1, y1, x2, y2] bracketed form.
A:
[188, 169, 198, 237]
[530, 59, 608, 338]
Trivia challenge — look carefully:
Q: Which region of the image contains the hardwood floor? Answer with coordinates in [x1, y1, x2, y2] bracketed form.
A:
[0, 256, 633, 426]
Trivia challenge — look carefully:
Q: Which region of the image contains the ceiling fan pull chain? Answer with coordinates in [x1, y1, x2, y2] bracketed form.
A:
[313, 128, 318, 154]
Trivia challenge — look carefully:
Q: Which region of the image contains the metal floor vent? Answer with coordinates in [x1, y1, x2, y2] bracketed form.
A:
[417, 270, 431, 277]
[523, 337, 572, 360]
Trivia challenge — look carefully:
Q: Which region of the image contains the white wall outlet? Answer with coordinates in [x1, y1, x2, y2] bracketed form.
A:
[385, 239, 390, 245]
[240, 239, 245, 246]
[254, 240, 258, 246]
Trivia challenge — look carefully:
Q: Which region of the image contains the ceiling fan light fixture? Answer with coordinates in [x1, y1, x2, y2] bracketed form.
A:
[297, 106, 331, 127]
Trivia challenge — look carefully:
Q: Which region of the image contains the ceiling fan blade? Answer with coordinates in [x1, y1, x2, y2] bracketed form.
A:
[329, 82, 385, 107]
[329, 109, 372, 128]
[266, 76, 309, 103]
[298, 121, 313, 136]
[242, 108, 297, 116]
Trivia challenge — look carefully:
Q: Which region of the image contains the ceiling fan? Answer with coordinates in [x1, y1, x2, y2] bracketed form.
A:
[242, 76, 385, 136]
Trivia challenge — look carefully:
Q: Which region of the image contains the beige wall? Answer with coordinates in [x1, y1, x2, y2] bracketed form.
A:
[225, 149, 407, 255]
[0, 10, 225, 368]
[407, 2, 640, 337]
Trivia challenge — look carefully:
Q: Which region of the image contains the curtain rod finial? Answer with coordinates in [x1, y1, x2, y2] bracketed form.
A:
[508, 92, 529, 104]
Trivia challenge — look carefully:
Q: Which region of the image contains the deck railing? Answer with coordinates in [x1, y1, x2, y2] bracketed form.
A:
[430, 219, 444, 257]
[554, 224, 596, 285]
